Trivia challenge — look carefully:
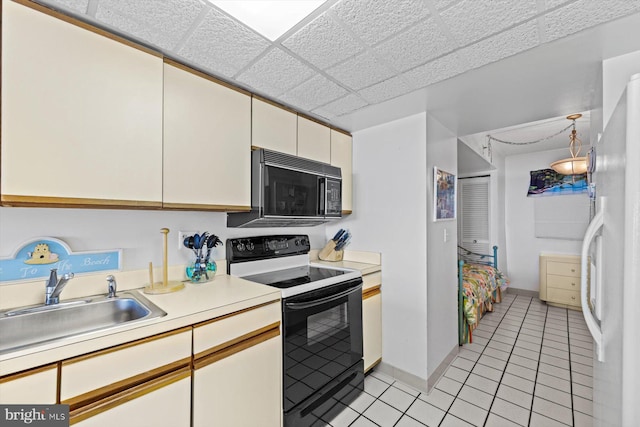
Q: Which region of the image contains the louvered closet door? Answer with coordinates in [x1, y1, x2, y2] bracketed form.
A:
[458, 176, 490, 254]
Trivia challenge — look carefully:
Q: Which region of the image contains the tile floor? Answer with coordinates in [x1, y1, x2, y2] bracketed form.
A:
[320, 293, 594, 427]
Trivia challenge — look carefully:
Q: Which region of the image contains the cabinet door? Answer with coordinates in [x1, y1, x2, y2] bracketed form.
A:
[163, 62, 251, 210]
[1, 1, 163, 207]
[0, 364, 57, 404]
[297, 117, 331, 163]
[363, 290, 382, 372]
[72, 370, 191, 427]
[193, 335, 282, 427]
[330, 130, 353, 213]
[252, 98, 297, 155]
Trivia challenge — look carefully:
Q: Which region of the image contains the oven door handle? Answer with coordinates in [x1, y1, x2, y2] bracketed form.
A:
[285, 284, 362, 310]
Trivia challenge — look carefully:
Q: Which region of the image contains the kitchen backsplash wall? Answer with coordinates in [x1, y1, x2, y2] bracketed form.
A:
[0, 207, 327, 275]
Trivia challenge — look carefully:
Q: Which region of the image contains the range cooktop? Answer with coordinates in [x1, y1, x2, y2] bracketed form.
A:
[242, 265, 346, 289]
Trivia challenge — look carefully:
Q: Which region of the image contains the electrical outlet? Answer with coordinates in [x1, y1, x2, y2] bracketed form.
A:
[178, 231, 198, 251]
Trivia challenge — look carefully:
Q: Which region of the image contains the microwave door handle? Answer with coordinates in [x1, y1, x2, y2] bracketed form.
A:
[318, 177, 326, 216]
[285, 284, 362, 310]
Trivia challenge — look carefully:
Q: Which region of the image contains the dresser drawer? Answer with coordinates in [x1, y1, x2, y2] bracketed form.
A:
[547, 274, 580, 291]
[547, 288, 581, 307]
[547, 261, 580, 277]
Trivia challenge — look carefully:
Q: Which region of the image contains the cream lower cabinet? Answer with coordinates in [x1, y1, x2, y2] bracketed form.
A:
[1, 0, 163, 208]
[192, 301, 282, 427]
[0, 364, 58, 404]
[330, 130, 353, 214]
[62, 328, 192, 426]
[163, 61, 251, 210]
[362, 272, 382, 372]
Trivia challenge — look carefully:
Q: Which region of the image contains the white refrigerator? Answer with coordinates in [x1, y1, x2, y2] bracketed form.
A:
[581, 72, 640, 426]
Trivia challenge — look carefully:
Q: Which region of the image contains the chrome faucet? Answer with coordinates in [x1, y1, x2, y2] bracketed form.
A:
[45, 269, 74, 305]
[106, 275, 117, 298]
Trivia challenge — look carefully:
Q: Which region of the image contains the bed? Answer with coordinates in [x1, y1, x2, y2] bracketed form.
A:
[458, 246, 510, 345]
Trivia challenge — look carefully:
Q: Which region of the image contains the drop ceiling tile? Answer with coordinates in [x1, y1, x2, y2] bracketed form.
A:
[326, 52, 397, 91]
[374, 17, 454, 72]
[178, 7, 270, 78]
[545, 0, 576, 9]
[402, 52, 465, 88]
[434, 0, 462, 10]
[95, 0, 203, 50]
[313, 94, 368, 117]
[282, 14, 364, 70]
[544, 0, 640, 42]
[237, 48, 316, 97]
[458, 20, 539, 70]
[440, 0, 538, 46]
[358, 76, 413, 104]
[39, 0, 88, 14]
[280, 74, 349, 111]
[331, 0, 430, 46]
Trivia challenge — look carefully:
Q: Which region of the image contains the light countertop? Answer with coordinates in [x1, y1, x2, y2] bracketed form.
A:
[0, 274, 280, 376]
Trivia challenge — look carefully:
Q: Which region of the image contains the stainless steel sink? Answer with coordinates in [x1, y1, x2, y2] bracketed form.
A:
[0, 291, 166, 354]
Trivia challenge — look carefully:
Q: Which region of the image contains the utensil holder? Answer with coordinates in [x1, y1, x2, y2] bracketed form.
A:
[318, 240, 344, 262]
[186, 260, 217, 283]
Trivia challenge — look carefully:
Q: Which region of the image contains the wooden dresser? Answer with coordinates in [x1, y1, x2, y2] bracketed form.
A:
[539, 254, 582, 310]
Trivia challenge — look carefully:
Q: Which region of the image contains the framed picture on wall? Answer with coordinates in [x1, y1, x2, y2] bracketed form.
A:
[433, 167, 456, 221]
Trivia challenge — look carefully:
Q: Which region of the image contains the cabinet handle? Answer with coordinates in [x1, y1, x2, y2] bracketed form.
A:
[571, 296, 576, 300]
[571, 269, 575, 272]
[571, 282, 576, 286]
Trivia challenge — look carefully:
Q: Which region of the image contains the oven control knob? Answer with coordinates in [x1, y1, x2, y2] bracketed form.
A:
[236, 242, 245, 252]
[246, 242, 255, 251]
[294, 239, 300, 246]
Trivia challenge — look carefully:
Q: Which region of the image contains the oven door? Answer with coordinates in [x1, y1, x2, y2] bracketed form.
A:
[282, 278, 363, 418]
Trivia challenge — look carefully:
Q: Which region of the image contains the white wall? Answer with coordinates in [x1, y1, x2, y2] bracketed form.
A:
[327, 113, 429, 380]
[425, 114, 458, 377]
[0, 207, 326, 273]
[504, 148, 587, 292]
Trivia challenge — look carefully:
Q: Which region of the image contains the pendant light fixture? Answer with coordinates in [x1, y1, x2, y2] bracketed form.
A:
[550, 113, 588, 175]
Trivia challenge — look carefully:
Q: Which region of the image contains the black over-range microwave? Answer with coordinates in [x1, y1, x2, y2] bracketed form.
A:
[227, 149, 342, 228]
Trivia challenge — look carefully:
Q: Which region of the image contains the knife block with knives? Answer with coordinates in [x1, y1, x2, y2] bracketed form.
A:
[319, 229, 351, 261]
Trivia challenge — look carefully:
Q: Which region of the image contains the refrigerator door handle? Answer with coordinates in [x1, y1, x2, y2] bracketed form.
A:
[581, 204, 604, 362]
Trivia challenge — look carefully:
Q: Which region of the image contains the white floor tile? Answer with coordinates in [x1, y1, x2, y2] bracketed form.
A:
[478, 354, 507, 371]
[449, 398, 488, 427]
[378, 386, 415, 412]
[573, 395, 594, 416]
[490, 397, 530, 426]
[439, 413, 474, 427]
[572, 382, 593, 400]
[324, 405, 359, 427]
[471, 363, 503, 382]
[572, 371, 593, 388]
[349, 415, 378, 427]
[465, 373, 499, 395]
[418, 388, 455, 411]
[496, 384, 532, 410]
[395, 415, 427, 427]
[529, 411, 569, 427]
[393, 381, 421, 397]
[538, 362, 571, 381]
[532, 396, 573, 425]
[535, 371, 571, 393]
[505, 362, 536, 382]
[534, 383, 572, 408]
[364, 375, 390, 397]
[570, 361, 593, 377]
[574, 409, 594, 427]
[451, 356, 475, 371]
[445, 366, 470, 383]
[511, 346, 540, 362]
[348, 390, 376, 413]
[501, 373, 534, 394]
[435, 377, 463, 396]
[457, 384, 494, 410]
[370, 370, 394, 384]
[483, 347, 511, 361]
[362, 400, 402, 427]
[540, 353, 570, 370]
[484, 413, 522, 427]
[406, 399, 446, 426]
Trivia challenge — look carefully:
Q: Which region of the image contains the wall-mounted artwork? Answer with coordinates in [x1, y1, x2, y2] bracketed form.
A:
[527, 168, 588, 197]
[434, 167, 456, 221]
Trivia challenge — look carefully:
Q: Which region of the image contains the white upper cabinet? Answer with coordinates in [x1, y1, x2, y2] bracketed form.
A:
[330, 130, 353, 213]
[297, 117, 331, 163]
[251, 98, 297, 155]
[1, 0, 163, 207]
[163, 62, 251, 210]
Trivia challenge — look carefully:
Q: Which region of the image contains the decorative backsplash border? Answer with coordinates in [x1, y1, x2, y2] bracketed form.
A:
[0, 237, 121, 283]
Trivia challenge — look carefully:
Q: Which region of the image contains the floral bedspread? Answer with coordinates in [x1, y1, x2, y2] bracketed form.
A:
[461, 263, 509, 326]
